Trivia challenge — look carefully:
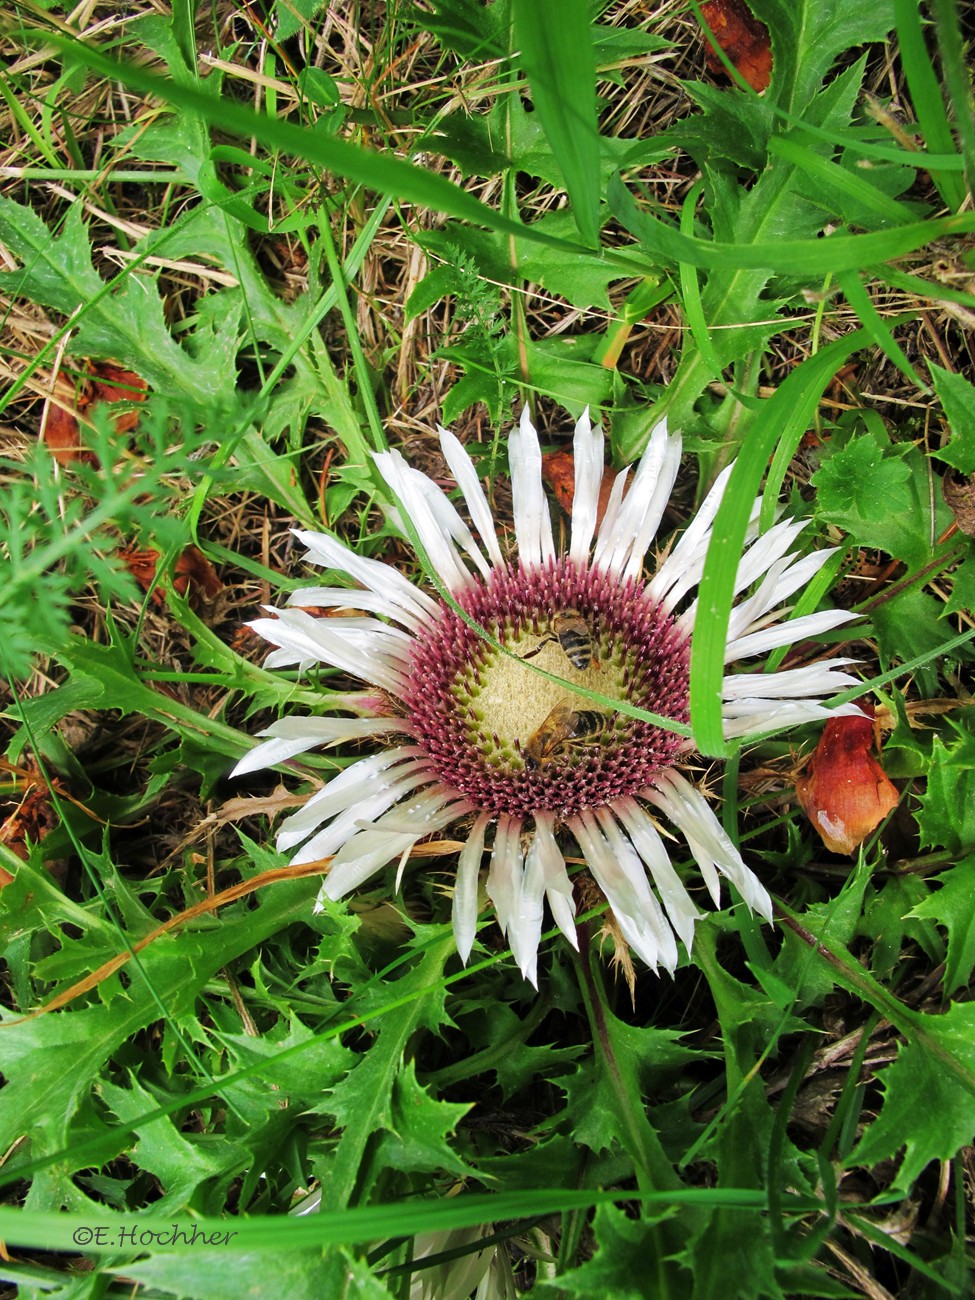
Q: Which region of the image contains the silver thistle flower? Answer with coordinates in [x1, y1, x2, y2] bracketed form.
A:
[233, 411, 860, 985]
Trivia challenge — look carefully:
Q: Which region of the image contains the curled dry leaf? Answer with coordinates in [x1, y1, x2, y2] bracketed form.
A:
[118, 544, 223, 607]
[0, 762, 67, 886]
[42, 361, 148, 465]
[795, 704, 899, 855]
[698, 0, 772, 93]
[942, 470, 975, 537]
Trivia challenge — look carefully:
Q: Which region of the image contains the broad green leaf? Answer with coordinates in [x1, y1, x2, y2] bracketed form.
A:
[811, 428, 948, 569]
[755, 0, 896, 115]
[872, 589, 959, 698]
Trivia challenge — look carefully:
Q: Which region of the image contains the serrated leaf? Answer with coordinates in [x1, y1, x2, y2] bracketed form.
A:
[562, 1016, 698, 1157]
[754, 0, 896, 114]
[121, 1245, 387, 1300]
[535, 1203, 685, 1298]
[372, 1061, 472, 1177]
[908, 858, 975, 995]
[319, 930, 455, 1207]
[773, 862, 871, 1009]
[916, 729, 975, 855]
[849, 1001, 975, 1188]
[0, 199, 236, 409]
[929, 361, 975, 474]
[218, 1015, 355, 1113]
[99, 1075, 232, 1212]
[947, 555, 975, 615]
[0, 877, 319, 1161]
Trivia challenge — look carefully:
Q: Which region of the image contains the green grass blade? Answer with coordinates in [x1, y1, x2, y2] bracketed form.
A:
[609, 172, 975, 274]
[679, 180, 720, 375]
[930, 0, 975, 202]
[513, 0, 601, 247]
[894, 0, 967, 210]
[836, 269, 928, 390]
[691, 329, 871, 756]
[40, 29, 582, 255]
[768, 133, 916, 224]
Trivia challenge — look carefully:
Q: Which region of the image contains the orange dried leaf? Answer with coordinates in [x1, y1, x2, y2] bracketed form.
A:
[541, 450, 577, 513]
[0, 776, 62, 886]
[699, 0, 772, 93]
[541, 450, 615, 527]
[173, 545, 223, 599]
[795, 707, 899, 855]
[42, 361, 147, 464]
[119, 544, 222, 606]
[89, 361, 148, 434]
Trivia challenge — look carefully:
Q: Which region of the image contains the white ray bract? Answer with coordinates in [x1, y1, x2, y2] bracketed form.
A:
[286, 586, 415, 622]
[231, 715, 413, 777]
[250, 608, 410, 696]
[720, 698, 864, 739]
[375, 449, 474, 593]
[293, 528, 439, 625]
[613, 796, 702, 954]
[721, 658, 857, 700]
[590, 465, 630, 572]
[532, 811, 578, 947]
[568, 408, 602, 566]
[279, 750, 432, 856]
[595, 420, 681, 582]
[726, 607, 858, 662]
[570, 809, 675, 973]
[453, 811, 490, 962]
[396, 457, 494, 582]
[596, 806, 680, 972]
[322, 790, 466, 899]
[649, 771, 773, 921]
[508, 407, 556, 569]
[438, 426, 505, 568]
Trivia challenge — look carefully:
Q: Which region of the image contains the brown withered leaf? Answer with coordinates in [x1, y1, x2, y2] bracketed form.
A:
[541, 450, 615, 528]
[795, 705, 899, 855]
[42, 361, 147, 465]
[699, 0, 772, 93]
[119, 544, 222, 607]
[942, 470, 975, 537]
[0, 763, 68, 886]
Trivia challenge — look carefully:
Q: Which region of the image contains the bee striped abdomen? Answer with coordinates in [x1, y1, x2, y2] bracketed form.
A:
[553, 611, 595, 671]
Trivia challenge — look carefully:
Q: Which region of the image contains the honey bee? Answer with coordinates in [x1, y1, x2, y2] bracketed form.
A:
[523, 609, 598, 671]
[524, 700, 609, 768]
